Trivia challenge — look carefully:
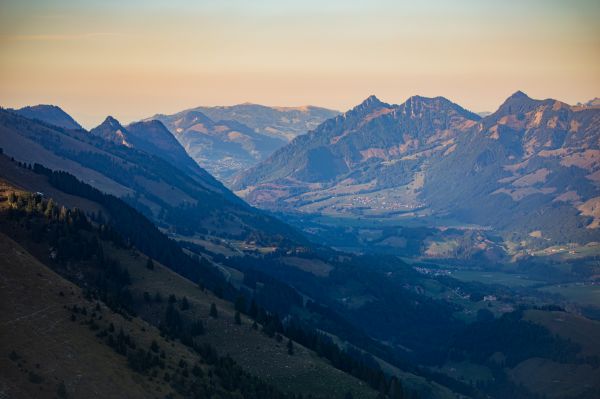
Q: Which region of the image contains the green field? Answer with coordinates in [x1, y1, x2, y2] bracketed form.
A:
[508, 358, 599, 399]
[434, 361, 493, 385]
[450, 270, 544, 287]
[539, 284, 600, 307]
[524, 310, 600, 357]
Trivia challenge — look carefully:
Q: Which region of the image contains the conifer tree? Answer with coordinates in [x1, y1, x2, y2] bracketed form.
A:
[209, 303, 218, 318]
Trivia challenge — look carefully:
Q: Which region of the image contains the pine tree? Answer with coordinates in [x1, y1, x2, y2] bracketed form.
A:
[234, 295, 246, 313]
[57, 381, 67, 398]
[180, 296, 190, 310]
[248, 299, 258, 318]
[44, 198, 55, 218]
[146, 258, 154, 270]
[209, 303, 218, 318]
[59, 206, 68, 222]
[190, 320, 204, 336]
[234, 311, 241, 325]
[389, 377, 404, 399]
[150, 340, 159, 353]
[287, 339, 294, 355]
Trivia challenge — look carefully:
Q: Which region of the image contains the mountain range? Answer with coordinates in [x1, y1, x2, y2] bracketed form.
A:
[233, 92, 600, 251]
[0, 106, 302, 244]
[148, 104, 338, 182]
[173, 103, 340, 141]
[577, 98, 600, 108]
[2, 97, 600, 399]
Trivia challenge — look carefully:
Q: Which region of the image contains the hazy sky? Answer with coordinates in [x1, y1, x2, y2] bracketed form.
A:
[1, 0, 599, 128]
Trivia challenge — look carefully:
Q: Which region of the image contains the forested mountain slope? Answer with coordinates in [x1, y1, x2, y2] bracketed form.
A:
[0, 109, 304, 244]
[0, 164, 379, 399]
[233, 92, 600, 247]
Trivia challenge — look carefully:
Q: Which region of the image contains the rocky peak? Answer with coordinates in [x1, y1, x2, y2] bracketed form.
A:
[493, 91, 539, 117]
[99, 116, 124, 130]
[349, 95, 389, 114]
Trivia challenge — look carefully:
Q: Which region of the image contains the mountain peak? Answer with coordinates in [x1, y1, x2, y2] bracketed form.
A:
[507, 90, 530, 101]
[492, 91, 539, 118]
[405, 95, 450, 106]
[13, 104, 83, 130]
[101, 115, 123, 128]
[131, 119, 167, 130]
[399, 95, 481, 121]
[349, 95, 388, 115]
[577, 97, 600, 107]
[90, 116, 130, 146]
[361, 95, 383, 106]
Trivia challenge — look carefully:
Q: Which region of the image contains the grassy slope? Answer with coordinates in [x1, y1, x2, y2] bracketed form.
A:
[0, 110, 306, 245]
[524, 310, 600, 357]
[539, 284, 600, 308]
[0, 233, 182, 399]
[506, 310, 600, 398]
[0, 156, 107, 217]
[507, 358, 598, 399]
[0, 176, 377, 399]
[111, 243, 376, 399]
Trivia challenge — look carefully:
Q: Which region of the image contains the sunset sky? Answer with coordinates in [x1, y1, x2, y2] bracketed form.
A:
[1, 0, 599, 128]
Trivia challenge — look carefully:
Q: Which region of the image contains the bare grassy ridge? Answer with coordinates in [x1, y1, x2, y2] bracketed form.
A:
[0, 233, 183, 399]
[0, 231, 376, 399]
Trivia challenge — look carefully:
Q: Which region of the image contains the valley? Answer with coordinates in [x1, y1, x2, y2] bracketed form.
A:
[234, 92, 600, 256]
[2, 1, 599, 398]
[1, 92, 599, 399]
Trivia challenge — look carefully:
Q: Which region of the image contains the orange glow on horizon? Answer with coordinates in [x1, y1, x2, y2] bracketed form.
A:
[1, 0, 599, 128]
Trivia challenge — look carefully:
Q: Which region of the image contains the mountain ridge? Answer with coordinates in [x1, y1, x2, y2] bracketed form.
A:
[156, 103, 340, 141]
[233, 91, 600, 250]
[11, 104, 84, 130]
[148, 105, 335, 182]
[0, 108, 305, 245]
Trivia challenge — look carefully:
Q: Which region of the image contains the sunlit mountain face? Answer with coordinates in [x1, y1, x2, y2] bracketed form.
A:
[1, 1, 599, 399]
[234, 92, 600, 252]
[147, 104, 339, 182]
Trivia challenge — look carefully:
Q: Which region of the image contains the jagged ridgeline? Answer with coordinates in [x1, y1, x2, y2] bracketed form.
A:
[0, 108, 305, 245]
[234, 92, 600, 247]
[148, 104, 339, 182]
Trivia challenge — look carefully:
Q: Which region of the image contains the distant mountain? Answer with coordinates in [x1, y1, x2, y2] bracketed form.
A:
[11, 104, 83, 130]
[89, 116, 129, 145]
[180, 103, 340, 141]
[577, 97, 600, 108]
[150, 110, 287, 182]
[3, 109, 599, 399]
[90, 116, 209, 181]
[234, 92, 600, 248]
[0, 108, 304, 244]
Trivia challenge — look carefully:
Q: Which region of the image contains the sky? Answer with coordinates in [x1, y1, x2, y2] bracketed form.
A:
[0, 0, 599, 128]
